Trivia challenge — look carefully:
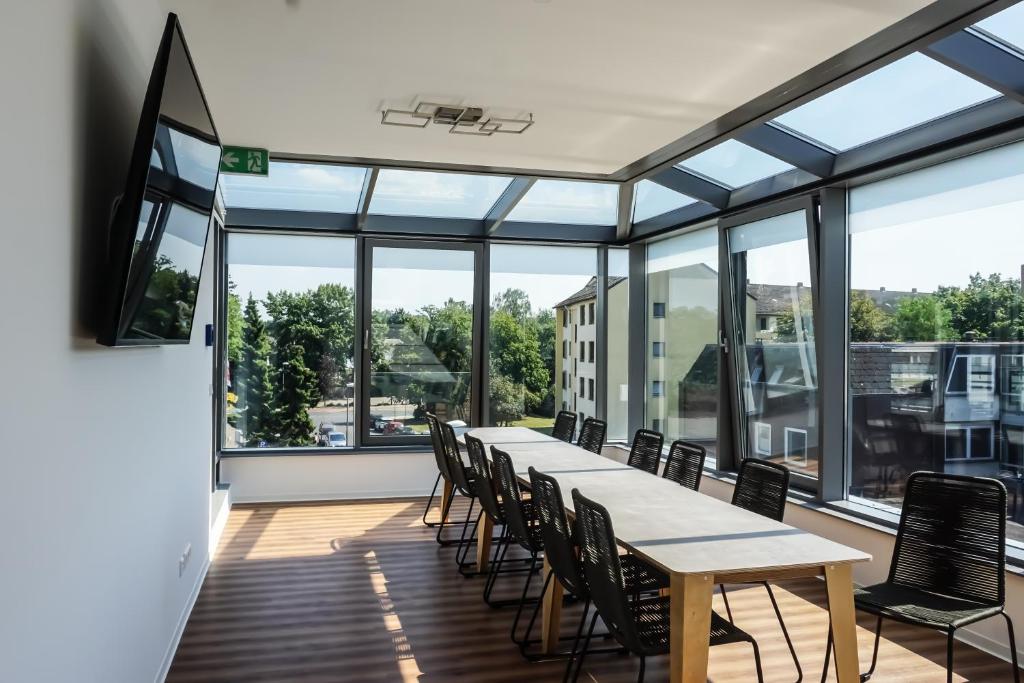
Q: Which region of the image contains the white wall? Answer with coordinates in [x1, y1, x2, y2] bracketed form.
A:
[222, 452, 439, 502]
[0, 2, 216, 682]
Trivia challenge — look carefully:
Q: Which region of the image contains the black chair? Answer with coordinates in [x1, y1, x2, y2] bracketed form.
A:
[720, 459, 801, 683]
[491, 446, 546, 650]
[626, 429, 664, 475]
[437, 420, 479, 567]
[552, 410, 578, 443]
[421, 413, 451, 529]
[465, 435, 534, 604]
[661, 440, 706, 490]
[529, 467, 666, 680]
[570, 489, 764, 683]
[577, 417, 606, 455]
[821, 472, 1019, 683]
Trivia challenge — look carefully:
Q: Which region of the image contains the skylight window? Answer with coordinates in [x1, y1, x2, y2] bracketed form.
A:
[772, 53, 1000, 152]
[221, 162, 366, 212]
[632, 180, 698, 223]
[675, 140, 794, 189]
[369, 170, 513, 220]
[505, 180, 618, 225]
[974, 2, 1024, 54]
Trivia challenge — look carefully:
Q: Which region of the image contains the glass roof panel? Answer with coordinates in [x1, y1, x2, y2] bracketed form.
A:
[505, 179, 618, 225]
[221, 162, 366, 212]
[369, 170, 513, 220]
[632, 180, 698, 223]
[975, 2, 1024, 53]
[772, 53, 1000, 152]
[676, 139, 794, 188]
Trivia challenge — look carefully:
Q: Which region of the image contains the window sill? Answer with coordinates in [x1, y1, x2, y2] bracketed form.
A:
[220, 445, 434, 458]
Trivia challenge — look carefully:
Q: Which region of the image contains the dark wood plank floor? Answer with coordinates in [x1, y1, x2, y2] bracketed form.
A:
[168, 498, 1017, 682]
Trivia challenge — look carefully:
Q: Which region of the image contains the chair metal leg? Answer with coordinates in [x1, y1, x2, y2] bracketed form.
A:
[636, 655, 646, 683]
[421, 472, 442, 527]
[720, 583, 734, 622]
[434, 489, 469, 547]
[820, 623, 832, 683]
[946, 627, 955, 683]
[570, 611, 600, 683]
[764, 582, 803, 682]
[483, 527, 509, 604]
[518, 568, 553, 657]
[1004, 612, 1021, 683]
[563, 599, 591, 683]
[750, 637, 765, 683]
[511, 554, 540, 646]
[863, 615, 882, 681]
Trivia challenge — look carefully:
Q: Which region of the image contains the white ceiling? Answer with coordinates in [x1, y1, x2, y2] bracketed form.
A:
[166, 0, 932, 176]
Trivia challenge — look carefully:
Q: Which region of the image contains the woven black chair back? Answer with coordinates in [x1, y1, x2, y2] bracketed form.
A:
[551, 410, 578, 443]
[425, 413, 451, 483]
[662, 440, 706, 490]
[577, 417, 607, 454]
[466, 434, 503, 523]
[439, 420, 474, 497]
[732, 458, 789, 522]
[626, 428, 664, 475]
[890, 472, 1006, 605]
[529, 467, 586, 597]
[491, 446, 541, 553]
[572, 489, 644, 653]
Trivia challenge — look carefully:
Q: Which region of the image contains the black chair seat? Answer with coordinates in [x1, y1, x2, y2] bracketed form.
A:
[853, 583, 1003, 629]
[630, 596, 754, 653]
[621, 555, 669, 593]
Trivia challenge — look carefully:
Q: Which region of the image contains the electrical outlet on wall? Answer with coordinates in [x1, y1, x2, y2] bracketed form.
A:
[178, 542, 192, 577]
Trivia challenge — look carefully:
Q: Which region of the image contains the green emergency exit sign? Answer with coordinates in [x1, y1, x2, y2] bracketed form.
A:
[220, 146, 269, 175]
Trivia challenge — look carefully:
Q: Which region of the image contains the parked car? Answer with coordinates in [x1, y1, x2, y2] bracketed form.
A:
[325, 432, 347, 447]
[382, 420, 404, 435]
[395, 426, 416, 435]
[369, 413, 383, 430]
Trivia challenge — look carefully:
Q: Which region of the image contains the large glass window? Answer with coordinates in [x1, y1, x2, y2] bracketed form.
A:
[607, 249, 630, 441]
[975, 3, 1024, 53]
[676, 140, 794, 189]
[369, 170, 512, 219]
[488, 244, 596, 433]
[646, 228, 720, 458]
[366, 244, 477, 441]
[772, 53, 998, 152]
[728, 210, 818, 478]
[505, 180, 618, 225]
[224, 234, 356, 449]
[221, 162, 366, 212]
[632, 180, 698, 223]
[848, 140, 1024, 545]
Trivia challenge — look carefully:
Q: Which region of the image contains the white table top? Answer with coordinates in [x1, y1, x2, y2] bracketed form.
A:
[467, 426, 871, 577]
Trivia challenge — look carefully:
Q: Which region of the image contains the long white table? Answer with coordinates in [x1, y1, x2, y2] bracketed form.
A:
[464, 426, 870, 683]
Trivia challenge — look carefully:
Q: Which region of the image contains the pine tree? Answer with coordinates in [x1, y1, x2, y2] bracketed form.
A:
[237, 296, 275, 446]
[272, 341, 318, 446]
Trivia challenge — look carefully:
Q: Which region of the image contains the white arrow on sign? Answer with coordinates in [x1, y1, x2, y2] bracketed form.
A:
[221, 151, 239, 169]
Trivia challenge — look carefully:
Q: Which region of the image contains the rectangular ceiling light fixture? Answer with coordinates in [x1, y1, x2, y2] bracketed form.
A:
[381, 101, 533, 136]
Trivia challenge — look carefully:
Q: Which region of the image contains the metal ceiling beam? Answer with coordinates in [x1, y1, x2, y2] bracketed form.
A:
[648, 167, 730, 210]
[736, 124, 836, 177]
[616, 183, 635, 240]
[356, 167, 379, 230]
[924, 29, 1024, 106]
[484, 178, 535, 235]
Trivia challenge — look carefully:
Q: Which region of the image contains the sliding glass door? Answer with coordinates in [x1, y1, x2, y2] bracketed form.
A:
[362, 239, 482, 445]
[724, 203, 820, 478]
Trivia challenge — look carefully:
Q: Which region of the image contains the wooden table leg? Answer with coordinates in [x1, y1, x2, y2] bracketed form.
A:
[476, 513, 494, 572]
[440, 480, 454, 524]
[670, 572, 713, 683]
[541, 557, 564, 654]
[825, 563, 861, 683]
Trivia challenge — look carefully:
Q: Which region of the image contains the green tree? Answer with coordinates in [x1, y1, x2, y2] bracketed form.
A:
[489, 372, 525, 426]
[849, 291, 896, 342]
[236, 296, 275, 446]
[490, 309, 548, 413]
[272, 341, 318, 446]
[226, 284, 243, 366]
[938, 273, 1024, 342]
[492, 288, 533, 324]
[894, 294, 953, 342]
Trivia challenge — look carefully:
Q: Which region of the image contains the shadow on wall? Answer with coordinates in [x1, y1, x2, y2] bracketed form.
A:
[71, 0, 154, 346]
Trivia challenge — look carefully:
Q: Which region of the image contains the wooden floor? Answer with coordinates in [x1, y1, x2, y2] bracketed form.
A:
[168, 498, 1017, 682]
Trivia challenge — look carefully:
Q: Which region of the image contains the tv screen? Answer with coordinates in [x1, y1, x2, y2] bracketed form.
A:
[99, 13, 220, 346]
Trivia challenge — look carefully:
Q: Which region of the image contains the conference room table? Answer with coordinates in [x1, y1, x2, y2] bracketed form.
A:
[461, 426, 871, 683]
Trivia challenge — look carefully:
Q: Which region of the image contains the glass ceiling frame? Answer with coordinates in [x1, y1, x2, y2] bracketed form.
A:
[224, 0, 1024, 245]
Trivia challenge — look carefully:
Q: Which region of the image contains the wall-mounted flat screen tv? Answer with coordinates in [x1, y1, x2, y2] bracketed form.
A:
[98, 13, 220, 346]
